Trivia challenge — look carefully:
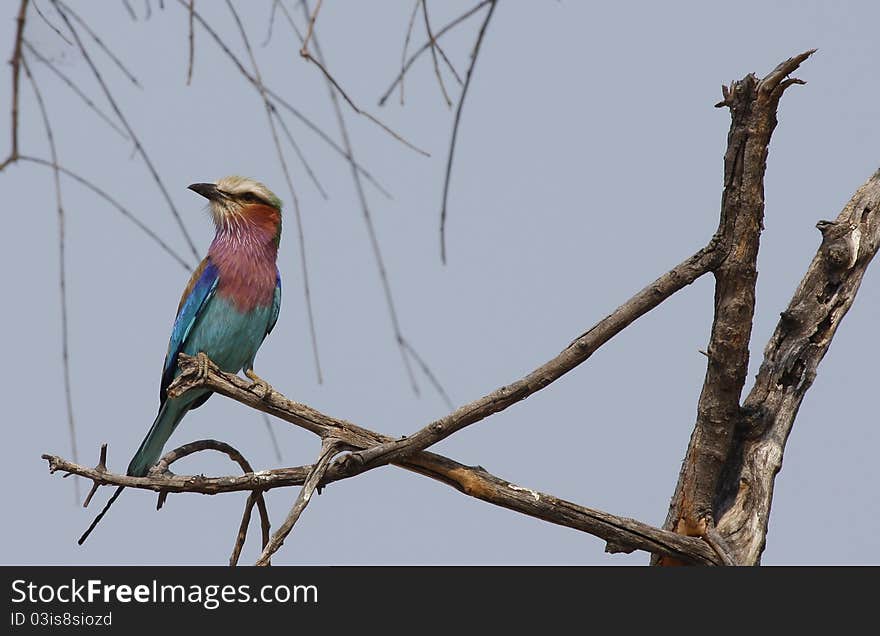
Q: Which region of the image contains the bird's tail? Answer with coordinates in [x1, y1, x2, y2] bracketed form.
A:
[78, 400, 188, 544]
[126, 399, 189, 478]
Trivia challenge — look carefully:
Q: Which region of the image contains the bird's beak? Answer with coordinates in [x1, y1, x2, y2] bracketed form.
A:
[188, 183, 221, 201]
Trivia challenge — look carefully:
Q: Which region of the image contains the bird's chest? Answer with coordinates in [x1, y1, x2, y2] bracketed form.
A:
[214, 257, 276, 313]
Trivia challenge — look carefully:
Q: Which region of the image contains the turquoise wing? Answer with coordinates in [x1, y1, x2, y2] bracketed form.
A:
[160, 258, 220, 403]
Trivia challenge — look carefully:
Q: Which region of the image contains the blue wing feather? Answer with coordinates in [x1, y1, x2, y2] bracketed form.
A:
[160, 259, 219, 402]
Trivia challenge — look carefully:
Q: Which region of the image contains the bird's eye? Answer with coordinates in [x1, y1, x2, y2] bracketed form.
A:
[241, 192, 260, 203]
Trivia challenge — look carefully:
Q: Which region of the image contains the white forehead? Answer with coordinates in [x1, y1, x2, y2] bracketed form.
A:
[216, 175, 274, 200]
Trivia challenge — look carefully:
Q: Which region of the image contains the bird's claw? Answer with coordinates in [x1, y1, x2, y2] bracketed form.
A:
[245, 368, 272, 399]
[195, 352, 211, 383]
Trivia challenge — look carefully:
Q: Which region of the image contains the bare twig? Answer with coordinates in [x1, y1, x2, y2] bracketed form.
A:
[262, 0, 280, 47]
[23, 40, 129, 139]
[186, 0, 194, 84]
[19, 155, 192, 270]
[255, 437, 343, 566]
[332, 248, 725, 481]
[297, 0, 430, 156]
[0, 0, 30, 171]
[399, 0, 419, 105]
[31, 0, 72, 45]
[421, 0, 452, 107]
[56, 1, 142, 87]
[440, 0, 496, 264]
[151, 439, 272, 566]
[225, 0, 324, 384]
[401, 337, 454, 410]
[299, 0, 320, 52]
[260, 412, 283, 463]
[23, 55, 80, 502]
[121, 0, 137, 21]
[378, 0, 490, 107]
[52, 0, 200, 260]
[271, 106, 328, 200]
[299, 0, 424, 397]
[182, 0, 391, 199]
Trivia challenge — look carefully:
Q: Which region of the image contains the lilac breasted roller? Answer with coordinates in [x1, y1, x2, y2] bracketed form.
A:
[79, 176, 283, 544]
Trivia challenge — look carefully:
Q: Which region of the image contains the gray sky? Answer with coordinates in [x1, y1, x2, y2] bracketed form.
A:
[2, 1, 878, 565]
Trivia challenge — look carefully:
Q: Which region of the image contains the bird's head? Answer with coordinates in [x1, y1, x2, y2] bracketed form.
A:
[188, 176, 282, 244]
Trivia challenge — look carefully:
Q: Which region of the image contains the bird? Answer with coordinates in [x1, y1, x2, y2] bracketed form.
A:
[78, 176, 283, 544]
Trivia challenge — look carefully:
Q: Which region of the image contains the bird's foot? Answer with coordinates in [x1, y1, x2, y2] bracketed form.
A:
[195, 351, 211, 383]
[245, 368, 272, 400]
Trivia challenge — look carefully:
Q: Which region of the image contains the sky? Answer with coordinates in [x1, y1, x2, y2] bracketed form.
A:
[1, 1, 878, 565]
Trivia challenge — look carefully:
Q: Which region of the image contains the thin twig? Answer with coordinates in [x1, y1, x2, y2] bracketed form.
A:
[19, 155, 192, 270]
[121, 0, 137, 21]
[378, 0, 490, 107]
[301, 0, 420, 396]
[261, 412, 283, 463]
[23, 55, 80, 502]
[57, 1, 142, 87]
[440, 0, 496, 264]
[52, 0, 200, 261]
[23, 40, 129, 139]
[0, 0, 29, 171]
[297, 0, 430, 156]
[186, 0, 194, 84]
[299, 0, 321, 52]
[150, 440, 271, 566]
[183, 0, 392, 200]
[401, 337, 454, 410]
[262, 0, 279, 47]
[255, 438, 343, 566]
[271, 106, 328, 200]
[31, 0, 72, 45]
[399, 0, 420, 106]
[422, 0, 452, 107]
[225, 0, 324, 384]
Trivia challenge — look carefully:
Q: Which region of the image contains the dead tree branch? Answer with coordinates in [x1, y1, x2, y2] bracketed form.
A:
[153, 439, 271, 566]
[254, 437, 344, 566]
[714, 168, 880, 564]
[44, 361, 720, 565]
[660, 50, 816, 560]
